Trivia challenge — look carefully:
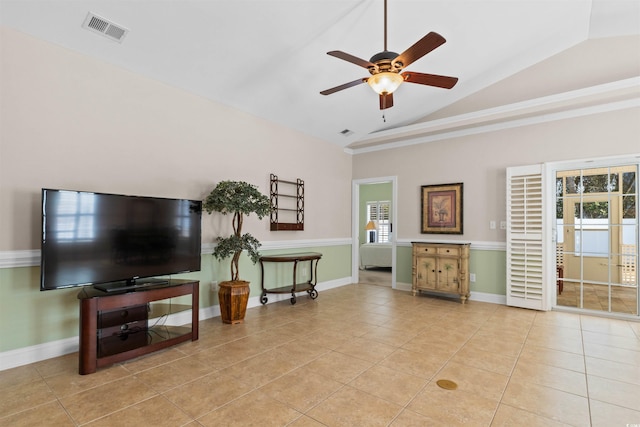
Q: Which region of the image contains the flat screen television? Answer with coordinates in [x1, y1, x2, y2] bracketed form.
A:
[40, 189, 202, 292]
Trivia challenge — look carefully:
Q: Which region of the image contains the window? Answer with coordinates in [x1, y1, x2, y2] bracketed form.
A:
[554, 162, 638, 315]
[55, 191, 96, 241]
[559, 170, 637, 257]
[573, 202, 609, 257]
[367, 201, 390, 243]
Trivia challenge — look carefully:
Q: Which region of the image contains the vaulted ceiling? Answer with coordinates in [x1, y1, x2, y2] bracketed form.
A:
[1, 1, 639, 151]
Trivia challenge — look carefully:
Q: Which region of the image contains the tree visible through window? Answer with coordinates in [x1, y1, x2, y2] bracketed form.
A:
[367, 201, 390, 243]
[558, 170, 638, 255]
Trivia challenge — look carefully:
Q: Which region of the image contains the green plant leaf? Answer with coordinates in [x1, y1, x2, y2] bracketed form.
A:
[203, 180, 272, 219]
[204, 180, 271, 281]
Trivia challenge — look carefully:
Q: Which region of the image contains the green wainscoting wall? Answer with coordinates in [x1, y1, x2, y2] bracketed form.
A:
[1, 266, 78, 351]
[396, 245, 413, 284]
[468, 248, 507, 295]
[1, 244, 504, 355]
[394, 244, 507, 296]
[0, 244, 352, 354]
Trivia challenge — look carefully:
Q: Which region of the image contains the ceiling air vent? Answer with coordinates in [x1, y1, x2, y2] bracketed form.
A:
[340, 129, 354, 137]
[82, 12, 129, 43]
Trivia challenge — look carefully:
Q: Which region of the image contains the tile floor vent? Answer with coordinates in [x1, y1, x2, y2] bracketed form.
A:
[82, 12, 129, 43]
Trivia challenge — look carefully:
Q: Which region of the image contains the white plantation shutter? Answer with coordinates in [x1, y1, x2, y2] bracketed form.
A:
[378, 202, 390, 242]
[507, 164, 546, 310]
[367, 201, 391, 243]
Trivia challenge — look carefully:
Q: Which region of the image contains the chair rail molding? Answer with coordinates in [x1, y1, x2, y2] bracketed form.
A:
[1, 239, 354, 269]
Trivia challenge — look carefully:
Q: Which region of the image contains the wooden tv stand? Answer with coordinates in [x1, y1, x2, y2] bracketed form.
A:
[78, 279, 199, 375]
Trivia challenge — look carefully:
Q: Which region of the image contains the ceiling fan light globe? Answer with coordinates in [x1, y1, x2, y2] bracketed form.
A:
[367, 72, 403, 95]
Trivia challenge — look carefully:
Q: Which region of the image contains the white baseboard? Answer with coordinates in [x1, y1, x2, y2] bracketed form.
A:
[0, 277, 353, 372]
[246, 277, 352, 306]
[395, 281, 412, 292]
[470, 291, 507, 305]
[0, 280, 506, 372]
[0, 337, 79, 371]
[395, 281, 506, 305]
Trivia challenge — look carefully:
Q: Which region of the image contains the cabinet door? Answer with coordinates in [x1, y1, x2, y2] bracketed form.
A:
[436, 259, 460, 293]
[416, 256, 438, 289]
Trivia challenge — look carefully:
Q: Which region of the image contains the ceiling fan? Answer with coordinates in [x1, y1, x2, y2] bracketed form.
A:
[320, 0, 458, 110]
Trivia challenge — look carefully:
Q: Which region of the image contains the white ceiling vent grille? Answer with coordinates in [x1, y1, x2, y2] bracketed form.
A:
[82, 12, 128, 43]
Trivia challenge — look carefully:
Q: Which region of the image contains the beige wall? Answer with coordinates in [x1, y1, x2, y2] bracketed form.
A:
[352, 108, 640, 243]
[0, 27, 352, 252]
[1, 25, 638, 361]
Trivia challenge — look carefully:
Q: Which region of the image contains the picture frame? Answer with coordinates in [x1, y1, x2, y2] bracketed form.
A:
[421, 182, 463, 234]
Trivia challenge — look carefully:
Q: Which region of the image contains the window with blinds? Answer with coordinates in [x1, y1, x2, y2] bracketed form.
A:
[507, 165, 545, 310]
[367, 201, 390, 243]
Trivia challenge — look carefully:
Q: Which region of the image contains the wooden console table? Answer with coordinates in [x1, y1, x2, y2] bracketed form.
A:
[259, 252, 321, 305]
[78, 279, 199, 374]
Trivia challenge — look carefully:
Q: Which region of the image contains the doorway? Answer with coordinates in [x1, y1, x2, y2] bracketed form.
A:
[352, 177, 397, 289]
[555, 165, 638, 315]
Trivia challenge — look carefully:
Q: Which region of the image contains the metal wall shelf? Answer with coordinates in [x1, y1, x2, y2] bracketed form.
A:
[270, 173, 304, 231]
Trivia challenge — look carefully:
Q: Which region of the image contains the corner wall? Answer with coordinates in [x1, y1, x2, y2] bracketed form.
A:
[353, 107, 640, 296]
[0, 27, 353, 358]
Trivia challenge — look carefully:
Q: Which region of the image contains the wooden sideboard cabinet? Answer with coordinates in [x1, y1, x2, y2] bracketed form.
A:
[412, 242, 470, 303]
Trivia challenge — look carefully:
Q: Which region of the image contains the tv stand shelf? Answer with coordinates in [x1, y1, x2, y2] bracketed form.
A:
[77, 279, 199, 375]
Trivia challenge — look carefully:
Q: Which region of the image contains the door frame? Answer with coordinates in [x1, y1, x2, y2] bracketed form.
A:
[547, 154, 640, 315]
[352, 176, 398, 289]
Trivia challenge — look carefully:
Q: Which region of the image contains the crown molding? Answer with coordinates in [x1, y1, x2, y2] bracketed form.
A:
[347, 77, 640, 154]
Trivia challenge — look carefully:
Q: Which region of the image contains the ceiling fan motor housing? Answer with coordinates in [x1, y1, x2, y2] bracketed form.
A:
[368, 51, 402, 74]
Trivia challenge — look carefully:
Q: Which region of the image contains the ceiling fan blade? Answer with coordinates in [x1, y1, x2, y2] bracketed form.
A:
[393, 32, 446, 69]
[320, 78, 368, 95]
[379, 92, 394, 110]
[402, 72, 458, 89]
[327, 51, 375, 69]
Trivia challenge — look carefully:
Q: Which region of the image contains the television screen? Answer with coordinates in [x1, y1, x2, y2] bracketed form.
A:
[40, 189, 202, 291]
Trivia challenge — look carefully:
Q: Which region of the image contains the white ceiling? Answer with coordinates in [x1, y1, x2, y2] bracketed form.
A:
[1, 1, 639, 149]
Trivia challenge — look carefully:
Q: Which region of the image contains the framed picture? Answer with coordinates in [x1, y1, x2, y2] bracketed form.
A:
[421, 183, 463, 234]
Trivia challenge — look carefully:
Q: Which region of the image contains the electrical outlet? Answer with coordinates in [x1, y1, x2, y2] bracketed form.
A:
[470, 273, 476, 282]
[210, 281, 218, 291]
[500, 221, 506, 230]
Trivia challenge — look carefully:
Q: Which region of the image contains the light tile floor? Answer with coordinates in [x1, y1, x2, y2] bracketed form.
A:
[557, 282, 638, 315]
[1, 284, 639, 426]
